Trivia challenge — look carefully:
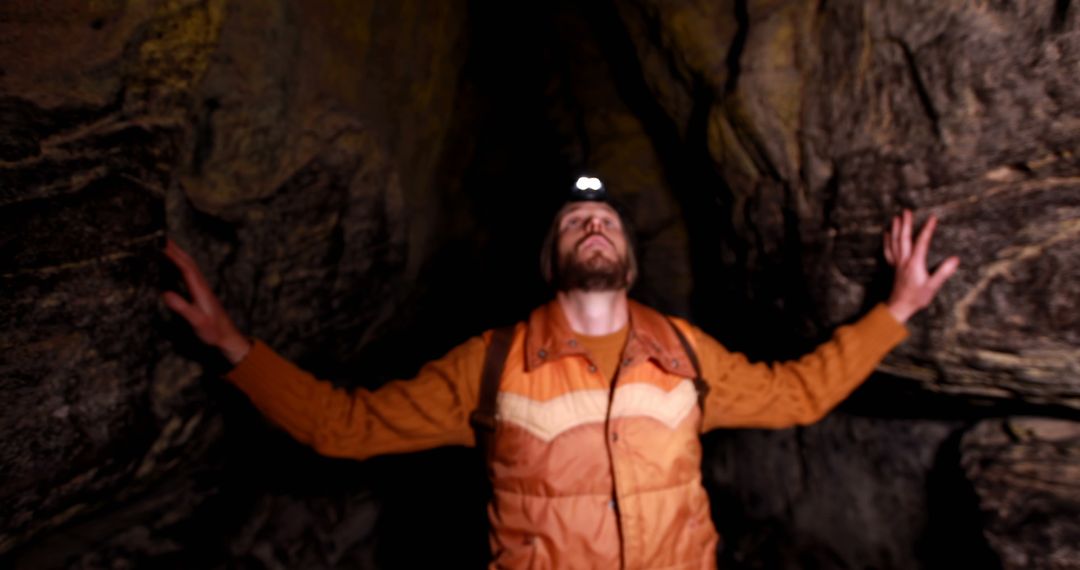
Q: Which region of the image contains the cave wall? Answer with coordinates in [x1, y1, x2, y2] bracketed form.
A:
[609, 1, 1080, 568]
[2, 0, 1079, 569]
[2, 1, 478, 567]
[615, 0, 1080, 391]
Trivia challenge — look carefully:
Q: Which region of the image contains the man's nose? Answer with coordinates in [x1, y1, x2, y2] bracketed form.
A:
[584, 216, 604, 233]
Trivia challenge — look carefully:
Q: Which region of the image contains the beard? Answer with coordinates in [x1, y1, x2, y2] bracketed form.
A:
[555, 241, 630, 292]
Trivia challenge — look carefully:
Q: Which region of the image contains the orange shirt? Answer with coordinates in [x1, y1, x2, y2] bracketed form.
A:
[575, 326, 629, 382]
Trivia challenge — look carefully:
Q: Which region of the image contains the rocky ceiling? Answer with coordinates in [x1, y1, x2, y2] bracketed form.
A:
[1, 0, 1078, 568]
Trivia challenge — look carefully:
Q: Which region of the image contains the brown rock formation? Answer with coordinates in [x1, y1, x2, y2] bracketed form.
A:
[2, 0, 474, 566]
[615, 0, 1080, 404]
[2, 0, 220, 558]
[963, 417, 1080, 569]
[609, 1, 1080, 566]
[704, 413, 969, 569]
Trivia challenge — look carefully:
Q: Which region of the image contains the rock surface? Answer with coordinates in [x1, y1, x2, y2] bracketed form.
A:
[610, 3, 1080, 561]
[2, 0, 217, 558]
[615, 0, 1080, 404]
[703, 412, 975, 570]
[2, 0, 474, 566]
[963, 417, 1080, 570]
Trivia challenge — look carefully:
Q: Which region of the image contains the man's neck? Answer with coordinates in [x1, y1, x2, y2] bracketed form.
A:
[556, 289, 629, 336]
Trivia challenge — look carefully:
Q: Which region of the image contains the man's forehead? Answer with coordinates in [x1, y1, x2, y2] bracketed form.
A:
[557, 201, 619, 220]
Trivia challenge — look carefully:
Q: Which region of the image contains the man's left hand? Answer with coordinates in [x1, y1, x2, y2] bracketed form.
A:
[882, 209, 960, 324]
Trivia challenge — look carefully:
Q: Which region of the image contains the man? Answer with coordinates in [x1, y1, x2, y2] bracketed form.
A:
[163, 178, 959, 569]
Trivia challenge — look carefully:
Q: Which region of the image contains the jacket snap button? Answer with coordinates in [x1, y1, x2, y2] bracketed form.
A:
[588, 365, 597, 373]
[671, 359, 679, 368]
[538, 349, 547, 359]
[568, 339, 577, 347]
[611, 432, 619, 442]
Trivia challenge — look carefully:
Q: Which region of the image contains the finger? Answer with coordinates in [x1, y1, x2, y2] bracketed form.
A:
[891, 215, 902, 262]
[926, 256, 960, 294]
[883, 230, 895, 265]
[164, 239, 184, 267]
[164, 244, 203, 288]
[162, 291, 205, 326]
[912, 214, 938, 267]
[900, 209, 913, 261]
[164, 243, 199, 290]
[164, 242, 217, 312]
[164, 239, 197, 269]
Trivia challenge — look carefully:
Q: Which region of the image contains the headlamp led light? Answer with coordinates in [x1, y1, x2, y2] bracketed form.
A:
[570, 176, 607, 201]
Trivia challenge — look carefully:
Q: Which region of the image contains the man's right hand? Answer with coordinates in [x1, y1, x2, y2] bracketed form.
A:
[162, 239, 252, 365]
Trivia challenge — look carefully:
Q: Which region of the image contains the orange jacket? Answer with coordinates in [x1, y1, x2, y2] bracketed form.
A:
[226, 300, 907, 569]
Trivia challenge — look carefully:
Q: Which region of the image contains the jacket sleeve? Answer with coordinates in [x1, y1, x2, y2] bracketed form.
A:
[691, 304, 908, 432]
[224, 333, 488, 460]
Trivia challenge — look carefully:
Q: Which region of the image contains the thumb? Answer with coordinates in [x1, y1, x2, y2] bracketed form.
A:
[162, 291, 203, 326]
[926, 256, 960, 294]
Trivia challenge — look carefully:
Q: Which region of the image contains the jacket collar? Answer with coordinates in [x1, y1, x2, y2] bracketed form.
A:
[524, 298, 694, 377]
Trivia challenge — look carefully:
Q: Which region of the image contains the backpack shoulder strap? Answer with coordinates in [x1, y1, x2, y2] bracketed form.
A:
[470, 325, 515, 463]
[666, 318, 710, 410]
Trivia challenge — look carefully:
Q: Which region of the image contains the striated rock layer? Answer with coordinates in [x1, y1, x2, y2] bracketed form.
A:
[2, 0, 475, 567]
[610, 0, 1080, 566]
[615, 0, 1080, 404]
[963, 418, 1080, 570]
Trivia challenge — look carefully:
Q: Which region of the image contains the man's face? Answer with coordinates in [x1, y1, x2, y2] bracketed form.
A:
[554, 202, 632, 292]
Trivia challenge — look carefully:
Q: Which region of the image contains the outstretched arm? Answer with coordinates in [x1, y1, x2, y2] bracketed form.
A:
[161, 239, 486, 459]
[225, 336, 486, 460]
[162, 239, 252, 364]
[694, 210, 959, 430]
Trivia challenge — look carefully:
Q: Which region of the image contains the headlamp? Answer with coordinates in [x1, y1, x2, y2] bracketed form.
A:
[570, 176, 607, 201]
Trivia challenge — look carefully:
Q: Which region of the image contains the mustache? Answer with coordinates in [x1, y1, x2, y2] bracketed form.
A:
[574, 232, 615, 251]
